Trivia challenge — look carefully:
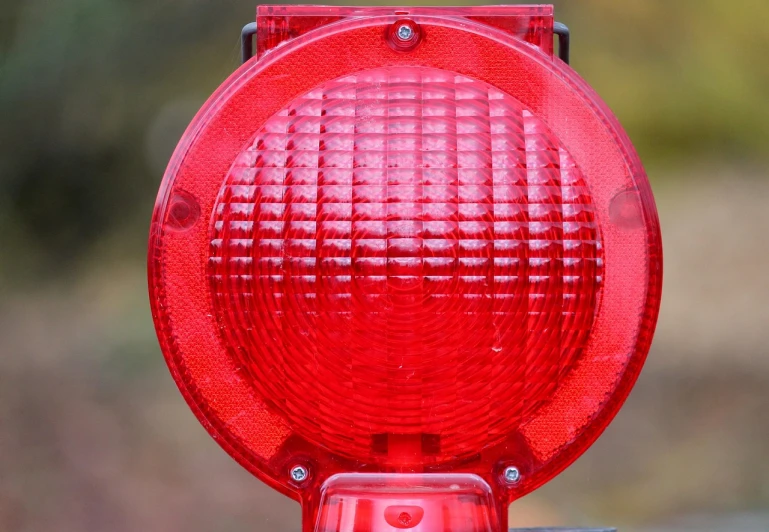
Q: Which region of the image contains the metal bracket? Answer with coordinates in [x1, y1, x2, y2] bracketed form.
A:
[554, 21, 570, 64]
[241, 22, 257, 63]
[241, 20, 571, 65]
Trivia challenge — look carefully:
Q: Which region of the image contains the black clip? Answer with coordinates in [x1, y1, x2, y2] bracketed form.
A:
[554, 22, 570, 64]
[241, 22, 257, 64]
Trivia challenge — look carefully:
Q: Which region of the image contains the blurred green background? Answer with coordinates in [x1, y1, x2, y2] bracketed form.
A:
[1, 1, 768, 531]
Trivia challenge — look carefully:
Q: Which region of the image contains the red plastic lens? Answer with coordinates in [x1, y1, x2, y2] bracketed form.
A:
[149, 6, 662, 530]
[209, 66, 603, 466]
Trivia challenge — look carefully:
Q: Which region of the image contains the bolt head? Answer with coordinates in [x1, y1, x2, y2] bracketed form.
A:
[503, 466, 521, 484]
[290, 465, 308, 483]
[397, 24, 414, 41]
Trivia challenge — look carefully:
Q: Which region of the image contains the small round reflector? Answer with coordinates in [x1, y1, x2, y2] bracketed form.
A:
[149, 10, 662, 529]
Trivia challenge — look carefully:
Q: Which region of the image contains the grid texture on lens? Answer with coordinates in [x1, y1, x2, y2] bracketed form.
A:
[208, 66, 603, 464]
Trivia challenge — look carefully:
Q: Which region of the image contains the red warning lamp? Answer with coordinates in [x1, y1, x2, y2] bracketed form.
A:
[149, 5, 662, 532]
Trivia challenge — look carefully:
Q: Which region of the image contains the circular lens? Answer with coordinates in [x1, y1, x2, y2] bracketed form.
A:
[209, 66, 603, 464]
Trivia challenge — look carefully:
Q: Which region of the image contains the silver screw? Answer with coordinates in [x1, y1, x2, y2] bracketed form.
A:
[397, 24, 414, 41]
[503, 466, 521, 484]
[290, 465, 309, 483]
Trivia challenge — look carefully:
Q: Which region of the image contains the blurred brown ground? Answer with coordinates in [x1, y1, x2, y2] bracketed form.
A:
[1, 1, 768, 531]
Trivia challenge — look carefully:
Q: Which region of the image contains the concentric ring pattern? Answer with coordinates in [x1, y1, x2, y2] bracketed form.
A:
[208, 66, 604, 465]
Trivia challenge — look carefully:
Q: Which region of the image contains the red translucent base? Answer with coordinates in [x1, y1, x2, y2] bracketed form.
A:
[311, 474, 501, 532]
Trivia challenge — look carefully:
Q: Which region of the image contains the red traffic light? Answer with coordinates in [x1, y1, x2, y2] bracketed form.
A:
[149, 6, 662, 531]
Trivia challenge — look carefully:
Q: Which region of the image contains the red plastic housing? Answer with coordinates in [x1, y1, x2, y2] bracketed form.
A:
[149, 6, 662, 532]
[316, 474, 498, 532]
[256, 5, 555, 59]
